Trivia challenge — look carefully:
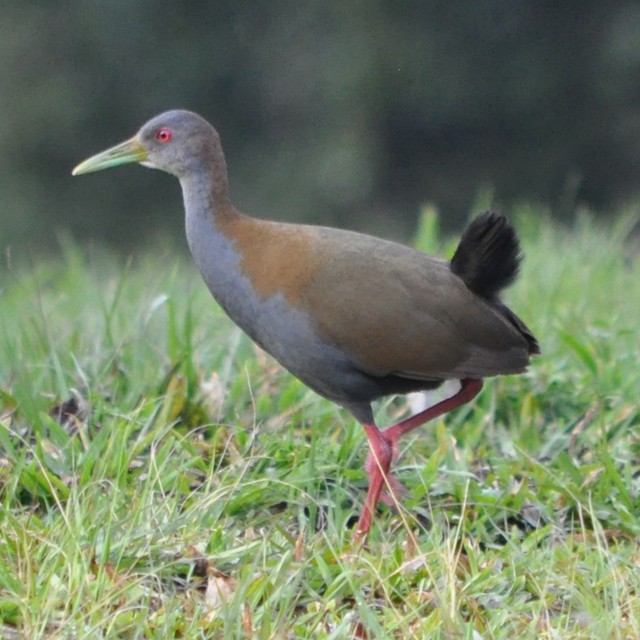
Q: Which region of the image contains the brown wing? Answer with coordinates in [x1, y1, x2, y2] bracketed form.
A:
[301, 227, 531, 380]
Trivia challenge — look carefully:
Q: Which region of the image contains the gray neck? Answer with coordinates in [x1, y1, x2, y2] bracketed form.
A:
[180, 172, 264, 334]
[181, 172, 238, 289]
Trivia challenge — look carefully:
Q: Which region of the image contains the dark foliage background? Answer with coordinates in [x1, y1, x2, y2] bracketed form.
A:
[2, 1, 640, 252]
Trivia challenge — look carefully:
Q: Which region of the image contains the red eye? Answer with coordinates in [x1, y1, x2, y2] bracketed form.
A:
[156, 128, 172, 143]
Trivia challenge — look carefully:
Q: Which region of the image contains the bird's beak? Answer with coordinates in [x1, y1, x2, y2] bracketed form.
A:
[72, 136, 148, 175]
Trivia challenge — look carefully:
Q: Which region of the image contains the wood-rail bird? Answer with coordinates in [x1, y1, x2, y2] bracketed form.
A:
[73, 110, 539, 539]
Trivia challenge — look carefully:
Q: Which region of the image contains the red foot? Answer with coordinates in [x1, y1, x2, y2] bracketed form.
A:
[364, 439, 407, 507]
[354, 378, 483, 539]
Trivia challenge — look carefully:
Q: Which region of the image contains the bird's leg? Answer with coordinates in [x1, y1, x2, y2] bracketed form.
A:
[381, 378, 483, 444]
[355, 423, 394, 539]
[354, 378, 483, 539]
[365, 449, 407, 507]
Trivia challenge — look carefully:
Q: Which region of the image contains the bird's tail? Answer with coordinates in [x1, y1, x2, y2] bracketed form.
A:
[450, 211, 540, 355]
[450, 211, 521, 300]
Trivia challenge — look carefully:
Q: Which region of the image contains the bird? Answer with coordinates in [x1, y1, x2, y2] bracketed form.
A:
[73, 110, 539, 539]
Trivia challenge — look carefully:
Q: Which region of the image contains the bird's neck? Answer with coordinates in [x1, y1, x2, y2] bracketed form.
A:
[179, 168, 264, 336]
[208, 139, 231, 208]
[180, 167, 239, 268]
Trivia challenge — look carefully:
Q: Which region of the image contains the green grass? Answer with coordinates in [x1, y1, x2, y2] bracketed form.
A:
[0, 208, 639, 639]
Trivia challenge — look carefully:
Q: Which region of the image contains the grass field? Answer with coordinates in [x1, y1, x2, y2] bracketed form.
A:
[0, 209, 638, 639]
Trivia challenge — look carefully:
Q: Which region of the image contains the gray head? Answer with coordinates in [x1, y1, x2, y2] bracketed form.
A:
[73, 109, 223, 180]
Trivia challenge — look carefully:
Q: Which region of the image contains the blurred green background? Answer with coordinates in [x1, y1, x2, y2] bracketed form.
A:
[2, 1, 640, 253]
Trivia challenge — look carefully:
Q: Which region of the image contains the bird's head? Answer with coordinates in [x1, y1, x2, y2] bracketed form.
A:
[73, 110, 219, 179]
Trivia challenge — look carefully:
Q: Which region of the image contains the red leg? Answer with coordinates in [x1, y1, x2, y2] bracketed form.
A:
[354, 423, 393, 539]
[366, 451, 408, 507]
[382, 378, 483, 444]
[354, 378, 483, 539]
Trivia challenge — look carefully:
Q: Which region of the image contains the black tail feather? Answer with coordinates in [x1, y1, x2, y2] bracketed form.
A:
[451, 212, 540, 355]
[450, 211, 521, 300]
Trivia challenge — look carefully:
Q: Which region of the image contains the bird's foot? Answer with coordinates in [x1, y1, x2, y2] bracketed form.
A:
[355, 379, 485, 540]
[378, 475, 408, 508]
[355, 424, 396, 538]
[364, 445, 406, 509]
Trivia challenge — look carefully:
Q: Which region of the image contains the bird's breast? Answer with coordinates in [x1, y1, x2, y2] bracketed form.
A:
[184, 201, 362, 399]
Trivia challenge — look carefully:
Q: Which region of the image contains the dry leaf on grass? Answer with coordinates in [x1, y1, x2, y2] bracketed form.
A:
[204, 568, 236, 618]
[293, 528, 305, 562]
